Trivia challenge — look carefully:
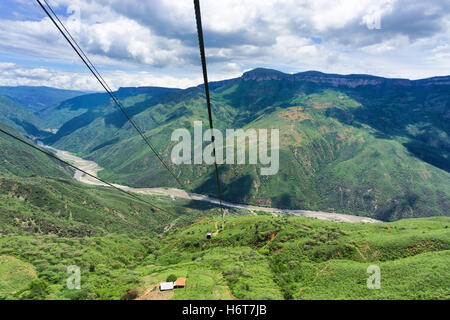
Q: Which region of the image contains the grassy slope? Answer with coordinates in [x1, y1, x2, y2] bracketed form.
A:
[0, 255, 37, 297]
[146, 214, 449, 300]
[0, 174, 212, 300]
[0, 176, 200, 237]
[2, 210, 448, 300]
[0, 123, 72, 178]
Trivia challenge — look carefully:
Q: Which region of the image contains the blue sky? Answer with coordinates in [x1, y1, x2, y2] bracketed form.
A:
[0, 0, 449, 90]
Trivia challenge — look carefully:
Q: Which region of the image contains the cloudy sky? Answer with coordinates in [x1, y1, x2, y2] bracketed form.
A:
[0, 0, 449, 90]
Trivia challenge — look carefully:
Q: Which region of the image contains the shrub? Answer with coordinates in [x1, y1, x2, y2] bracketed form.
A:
[121, 288, 138, 300]
[27, 278, 49, 299]
[166, 274, 177, 282]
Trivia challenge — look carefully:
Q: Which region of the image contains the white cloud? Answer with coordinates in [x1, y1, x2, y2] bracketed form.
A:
[0, 62, 16, 70]
[0, 0, 449, 89]
[220, 62, 241, 73]
[0, 63, 203, 90]
[360, 35, 410, 53]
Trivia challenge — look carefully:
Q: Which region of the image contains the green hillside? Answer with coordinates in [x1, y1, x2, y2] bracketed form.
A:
[0, 95, 44, 137]
[0, 123, 70, 178]
[144, 214, 450, 300]
[43, 69, 450, 221]
[0, 123, 197, 235]
[1, 210, 448, 300]
[39, 86, 181, 131]
[0, 255, 37, 297]
[0, 127, 213, 299]
[0, 73, 450, 300]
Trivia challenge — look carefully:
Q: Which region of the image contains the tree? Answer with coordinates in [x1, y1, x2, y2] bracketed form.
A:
[27, 278, 49, 299]
[166, 274, 177, 282]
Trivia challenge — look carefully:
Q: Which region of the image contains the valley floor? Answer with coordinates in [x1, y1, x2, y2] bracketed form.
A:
[45, 146, 380, 224]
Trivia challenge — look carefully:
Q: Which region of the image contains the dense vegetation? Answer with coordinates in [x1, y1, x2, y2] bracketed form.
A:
[0, 127, 210, 299]
[0, 124, 71, 178]
[1, 211, 448, 300]
[151, 214, 449, 300]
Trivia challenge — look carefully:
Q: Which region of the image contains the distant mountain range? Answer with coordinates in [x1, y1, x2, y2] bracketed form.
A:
[241, 68, 450, 86]
[1, 68, 449, 221]
[0, 86, 88, 136]
[0, 86, 87, 113]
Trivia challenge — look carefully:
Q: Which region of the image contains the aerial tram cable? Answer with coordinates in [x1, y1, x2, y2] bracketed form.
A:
[0, 127, 172, 214]
[36, 0, 186, 191]
[35, 0, 226, 224]
[193, 0, 226, 229]
[41, 0, 113, 95]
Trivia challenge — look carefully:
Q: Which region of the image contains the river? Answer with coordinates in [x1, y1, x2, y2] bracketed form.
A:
[44, 146, 381, 223]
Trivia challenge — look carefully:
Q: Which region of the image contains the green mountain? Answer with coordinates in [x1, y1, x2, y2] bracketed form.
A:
[43, 68, 450, 221]
[0, 86, 87, 113]
[0, 95, 45, 137]
[38, 86, 181, 131]
[139, 214, 450, 300]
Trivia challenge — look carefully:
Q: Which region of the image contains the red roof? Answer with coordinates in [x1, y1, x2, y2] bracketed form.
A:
[174, 278, 186, 287]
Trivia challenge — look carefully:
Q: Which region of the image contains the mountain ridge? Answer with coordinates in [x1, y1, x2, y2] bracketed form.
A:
[0, 86, 88, 113]
[241, 68, 450, 87]
[3, 68, 449, 98]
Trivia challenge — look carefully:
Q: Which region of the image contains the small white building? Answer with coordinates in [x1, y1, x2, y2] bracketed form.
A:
[160, 282, 174, 291]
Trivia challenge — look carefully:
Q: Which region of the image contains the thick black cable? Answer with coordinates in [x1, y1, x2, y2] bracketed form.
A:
[0, 127, 170, 213]
[193, 0, 226, 228]
[36, 0, 185, 189]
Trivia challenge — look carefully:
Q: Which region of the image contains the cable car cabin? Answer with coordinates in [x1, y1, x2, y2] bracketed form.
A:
[206, 232, 212, 240]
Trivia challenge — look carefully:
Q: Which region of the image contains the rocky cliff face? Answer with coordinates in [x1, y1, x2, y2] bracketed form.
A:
[242, 68, 450, 88]
[414, 76, 450, 86]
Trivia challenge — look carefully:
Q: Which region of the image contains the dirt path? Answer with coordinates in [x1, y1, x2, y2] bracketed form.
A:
[212, 221, 219, 236]
[45, 145, 381, 224]
[135, 284, 174, 300]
